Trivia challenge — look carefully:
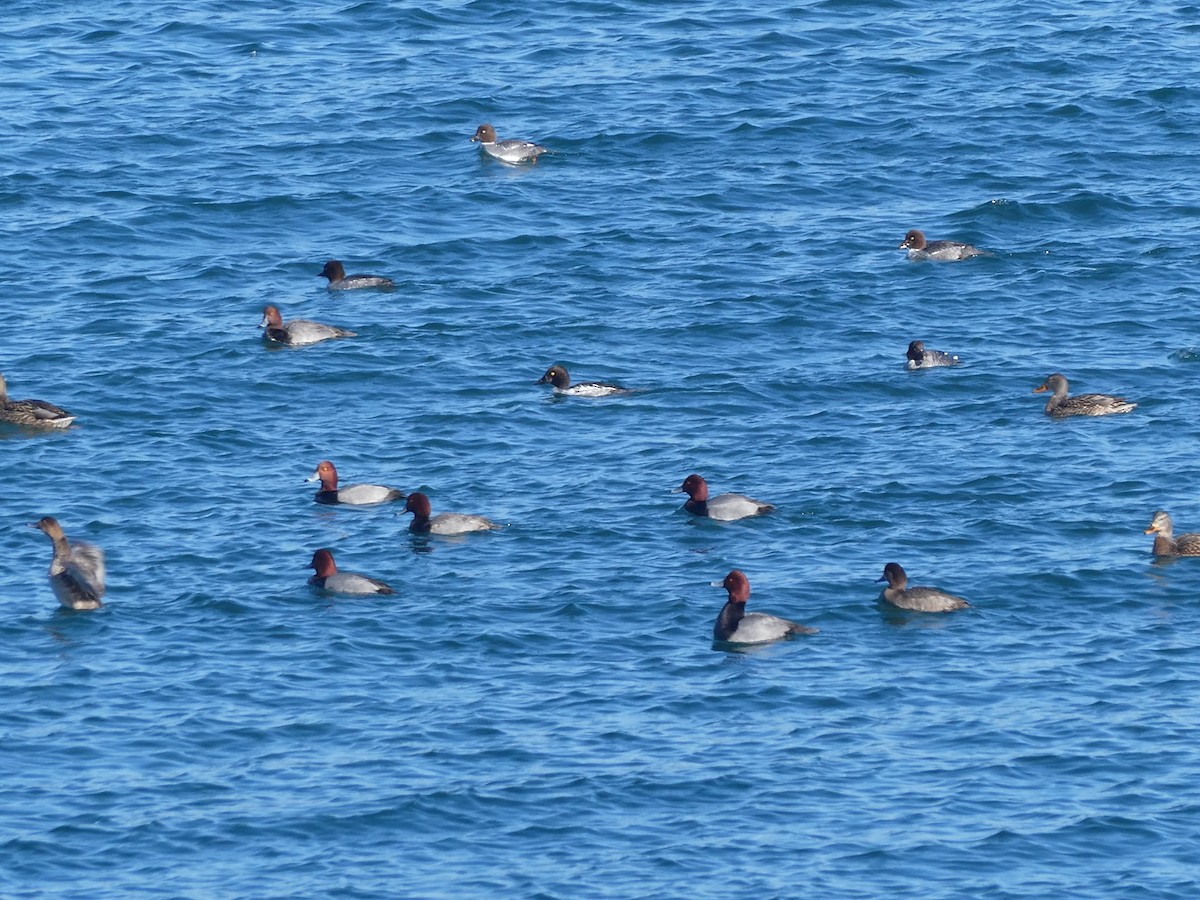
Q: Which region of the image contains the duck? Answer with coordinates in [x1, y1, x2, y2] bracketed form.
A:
[0, 373, 75, 428]
[318, 260, 395, 291]
[537, 365, 630, 398]
[675, 474, 774, 521]
[470, 123, 549, 165]
[307, 460, 405, 506]
[905, 340, 960, 369]
[1033, 373, 1136, 417]
[898, 229, 985, 261]
[403, 491, 501, 536]
[307, 548, 394, 595]
[712, 570, 816, 644]
[876, 562, 968, 613]
[1144, 510, 1200, 557]
[31, 516, 106, 610]
[260, 305, 356, 346]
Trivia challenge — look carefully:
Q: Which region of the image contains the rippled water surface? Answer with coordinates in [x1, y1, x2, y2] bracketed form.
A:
[4, 1, 1200, 896]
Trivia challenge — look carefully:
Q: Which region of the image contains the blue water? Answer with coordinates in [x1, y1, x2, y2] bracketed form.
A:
[4, 1, 1200, 896]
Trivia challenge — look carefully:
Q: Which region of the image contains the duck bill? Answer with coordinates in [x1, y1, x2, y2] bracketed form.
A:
[1032, 385, 1048, 394]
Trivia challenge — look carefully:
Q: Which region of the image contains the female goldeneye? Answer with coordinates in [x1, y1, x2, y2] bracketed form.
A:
[260, 305, 356, 346]
[675, 474, 774, 521]
[898, 229, 985, 261]
[470, 124, 549, 165]
[307, 460, 405, 506]
[537, 365, 629, 398]
[905, 340, 960, 369]
[1033, 373, 1135, 417]
[876, 562, 968, 612]
[0, 373, 75, 428]
[308, 548, 394, 595]
[1144, 510, 1200, 557]
[712, 569, 816, 644]
[318, 260, 395, 291]
[403, 491, 501, 536]
[31, 516, 105, 610]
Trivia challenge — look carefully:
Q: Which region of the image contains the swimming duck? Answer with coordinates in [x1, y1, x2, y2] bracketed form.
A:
[260, 305, 356, 346]
[0, 374, 75, 428]
[470, 123, 549, 165]
[905, 340, 960, 369]
[675, 474, 774, 521]
[1144, 510, 1200, 557]
[308, 548, 394, 595]
[712, 569, 816, 644]
[876, 562, 968, 613]
[31, 516, 106, 610]
[537, 365, 630, 398]
[1033, 373, 1136, 417]
[403, 491, 501, 535]
[898, 229, 985, 261]
[307, 460, 405, 506]
[318, 260, 395, 291]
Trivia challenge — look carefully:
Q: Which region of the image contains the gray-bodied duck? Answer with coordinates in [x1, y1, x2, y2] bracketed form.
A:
[876, 562, 968, 613]
[32, 516, 106, 610]
[712, 569, 816, 644]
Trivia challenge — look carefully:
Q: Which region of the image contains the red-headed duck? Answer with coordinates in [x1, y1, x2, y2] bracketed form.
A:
[675, 474, 774, 521]
[712, 569, 816, 644]
[307, 460, 405, 506]
[876, 563, 968, 613]
[1144, 510, 1200, 557]
[905, 340, 960, 369]
[31, 516, 105, 610]
[308, 548, 394, 595]
[403, 491, 501, 535]
[1033, 373, 1136, 417]
[898, 229, 986, 261]
[318, 260, 395, 291]
[260, 305, 356, 346]
[537, 364, 630, 398]
[1, 374, 75, 428]
[470, 124, 549, 165]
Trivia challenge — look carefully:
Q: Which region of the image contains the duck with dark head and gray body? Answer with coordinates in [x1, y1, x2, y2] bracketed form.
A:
[898, 229, 986, 261]
[675, 474, 774, 521]
[905, 340, 960, 369]
[712, 569, 816, 644]
[307, 548, 394, 595]
[403, 491, 502, 536]
[260, 305, 356, 346]
[537, 365, 630, 398]
[876, 562, 968, 613]
[0, 374, 75, 428]
[1144, 510, 1200, 557]
[470, 124, 549, 164]
[32, 516, 105, 610]
[318, 260, 395, 291]
[1033, 373, 1135, 418]
[307, 460, 405, 506]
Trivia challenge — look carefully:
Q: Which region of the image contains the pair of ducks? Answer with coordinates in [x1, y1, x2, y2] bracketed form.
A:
[259, 258, 397, 347]
[713, 563, 969, 645]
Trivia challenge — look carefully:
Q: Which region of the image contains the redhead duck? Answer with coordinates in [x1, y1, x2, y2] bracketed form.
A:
[898, 229, 985, 261]
[318, 260, 395, 291]
[876, 563, 968, 612]
[0, 374, 75, 428]
[403, 491, 501, 535]
[1033, 373, 1135, 417]
[675, 474, 774, 521]
[260, 305, 356, 346]
[307, 460, 405, 506]
[905, 340, 960, 369]
[1144, 510, 1200, 557]
[31, 516, 105, 610]
[470, 124, 549, 164]
[308, 548, 394, 595]
[712, 570, 816, 644]
[537, 365, 630, 398]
